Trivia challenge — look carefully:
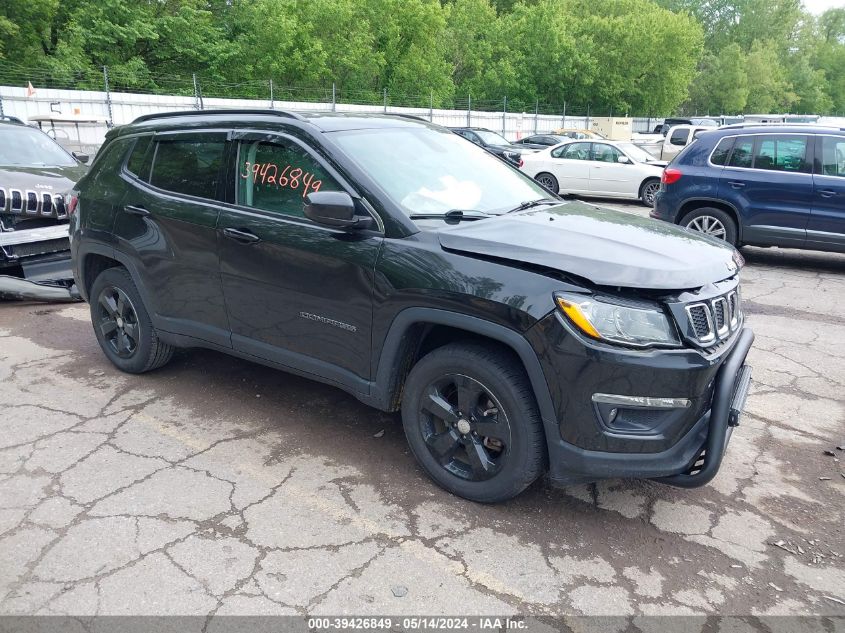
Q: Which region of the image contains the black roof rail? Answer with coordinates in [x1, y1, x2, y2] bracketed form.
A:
[390, 113, 433, 124]
[131, 109, 306, 124]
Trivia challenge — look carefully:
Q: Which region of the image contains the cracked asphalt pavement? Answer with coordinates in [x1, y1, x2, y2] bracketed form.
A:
[0, 201, 843, 621]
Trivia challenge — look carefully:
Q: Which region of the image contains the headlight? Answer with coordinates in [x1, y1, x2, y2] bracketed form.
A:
[555, 292, 681, 348]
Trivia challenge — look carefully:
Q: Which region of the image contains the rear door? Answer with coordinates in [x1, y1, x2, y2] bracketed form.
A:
[216, 131, 382, 389]
[114, 131, 230, 347]
[719, 133, 813, 248]
[546, 142, 591, 193]
[808, 134, 845, 253]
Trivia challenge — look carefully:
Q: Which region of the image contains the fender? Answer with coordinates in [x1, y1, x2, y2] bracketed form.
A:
[678, 197, 744, 241]
[77, 242, 158, 311]
[368, 307, 559, 447]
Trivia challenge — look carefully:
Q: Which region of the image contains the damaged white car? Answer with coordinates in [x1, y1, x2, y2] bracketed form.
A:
[0, 117, 89, 301]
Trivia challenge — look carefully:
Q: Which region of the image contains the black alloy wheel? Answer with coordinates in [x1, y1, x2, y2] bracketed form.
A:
[96, 285, 140, 358]
[401, 343, 545, 502]
[419, 373, 512, 482]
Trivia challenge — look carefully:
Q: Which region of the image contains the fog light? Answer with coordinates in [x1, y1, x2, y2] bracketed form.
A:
[591, 394, 690, 409]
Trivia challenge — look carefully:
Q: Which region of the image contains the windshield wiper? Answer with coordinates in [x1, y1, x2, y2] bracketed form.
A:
[408, 209, 491, 222]
[505, 198, 560, 213]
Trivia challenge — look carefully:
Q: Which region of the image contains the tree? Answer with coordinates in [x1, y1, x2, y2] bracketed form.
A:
[445, 0, 519, 102]
[816, 8, 845, 112]
[687, 44, 749, 114]
[744, 39, 798, 112]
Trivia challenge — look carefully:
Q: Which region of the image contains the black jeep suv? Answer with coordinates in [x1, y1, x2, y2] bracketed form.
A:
[70, 110, 754, 502]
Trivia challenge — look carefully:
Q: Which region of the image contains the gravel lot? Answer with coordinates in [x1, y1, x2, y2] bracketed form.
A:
[0, 200, 843, 623]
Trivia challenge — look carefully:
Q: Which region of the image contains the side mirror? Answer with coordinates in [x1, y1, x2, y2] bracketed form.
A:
[617, 155, 631, 164]
[303, 191, 373, 230]
[72, 151, 89, 164]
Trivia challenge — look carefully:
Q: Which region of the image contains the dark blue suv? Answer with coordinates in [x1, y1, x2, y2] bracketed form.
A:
[651, 126, 845, 253]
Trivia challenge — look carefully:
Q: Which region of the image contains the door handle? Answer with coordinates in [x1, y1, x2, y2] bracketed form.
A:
[728, 181, 746, 189]
[124, 204, 150, 217]
[222, 227, 261, 244]
[818, 189, 836, 198]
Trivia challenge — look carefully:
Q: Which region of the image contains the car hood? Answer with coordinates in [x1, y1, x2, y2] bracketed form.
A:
[0, 164, 88, 195]
[436, 201, 740, 290]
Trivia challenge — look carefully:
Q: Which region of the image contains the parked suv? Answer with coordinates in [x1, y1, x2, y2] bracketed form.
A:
[1, 119, 89, 299]
[70, 110, 753, 502]
[652, 126, 845, 253]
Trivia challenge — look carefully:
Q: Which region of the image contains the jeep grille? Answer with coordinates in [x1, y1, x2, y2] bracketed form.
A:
[684, 290, 741, 347]
[0, 188, 67, 218]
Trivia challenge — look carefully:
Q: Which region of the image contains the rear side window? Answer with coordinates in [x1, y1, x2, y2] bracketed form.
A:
[820, 136, 845, 177]
[710, 137, 734, 166]
[125, 136, 153, 181]
[149, 138, 225, 199]
[727, 137, 754, 168]
[84, 139, 132, 188]
[753, 135, 809, 173]
[237, 139, 340, 219]
[554, 142, 591, 159]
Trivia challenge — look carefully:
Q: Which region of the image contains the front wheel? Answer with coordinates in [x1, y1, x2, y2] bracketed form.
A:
[640, 179, 660, 207]
[401, 343, 545, 503]
[680, 207, 738, 246]
[534, 172, 559, 194]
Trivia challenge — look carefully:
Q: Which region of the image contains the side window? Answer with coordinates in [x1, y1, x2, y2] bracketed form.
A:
[591, 143, 622, 163]
[553, 142, 591, 159]
[710, 137, 734, 166]
[669, 128, 689, 146]
[820, 136, 845, 177]
[86, 139, 132, 188]
[727, 137, 754, 168]
[237, 139, 340, 219]
[149, 138, 225, 199]
[753, 135, 809, 172]
[125, 136, 153, 181]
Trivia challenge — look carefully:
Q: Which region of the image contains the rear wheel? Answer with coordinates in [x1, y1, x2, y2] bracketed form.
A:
[534, 172, 559, 194]
[680, 206, 738, 246]
[401, 343, 545, 503]
[89, 267, 174, 373]
[640, 178, 660, 207]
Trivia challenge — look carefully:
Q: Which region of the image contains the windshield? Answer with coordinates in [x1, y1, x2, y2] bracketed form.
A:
[617, 142, 660, 163]
[331, 127, 550, 216]
[0, 125, 77, 167]
[472, 129, 510, 146]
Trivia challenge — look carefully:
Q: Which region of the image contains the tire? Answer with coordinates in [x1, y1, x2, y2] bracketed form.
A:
[639, 178, 660, 207]
[89, 267, 174, 373]
[680, 206, 738, 246]
[534, 172, 559, 194]
[401, 342, 545, 503]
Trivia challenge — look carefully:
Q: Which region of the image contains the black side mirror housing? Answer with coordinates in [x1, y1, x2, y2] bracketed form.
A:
[303, 191, 373, 230]
[72, 151, 89, 164]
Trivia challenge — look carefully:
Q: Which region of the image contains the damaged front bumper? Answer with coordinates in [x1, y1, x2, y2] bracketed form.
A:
[0, 223, 79, 302]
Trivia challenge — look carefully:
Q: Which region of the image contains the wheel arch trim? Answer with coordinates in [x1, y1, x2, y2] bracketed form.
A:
[371, 307, 558, 436]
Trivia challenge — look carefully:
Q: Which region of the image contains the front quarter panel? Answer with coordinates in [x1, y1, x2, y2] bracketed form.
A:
[371, 232, 569, 361]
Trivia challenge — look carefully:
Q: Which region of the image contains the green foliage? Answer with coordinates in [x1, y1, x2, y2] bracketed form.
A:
[1, 0, 843, 115]
[688, 44, 749, 115]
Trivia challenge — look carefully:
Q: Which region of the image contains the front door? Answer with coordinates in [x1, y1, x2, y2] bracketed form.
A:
[587, 142, 632, 196]
[808, 134, 845, 253]
[217, 132, 382, 391]
[719, 133, 813, 248]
